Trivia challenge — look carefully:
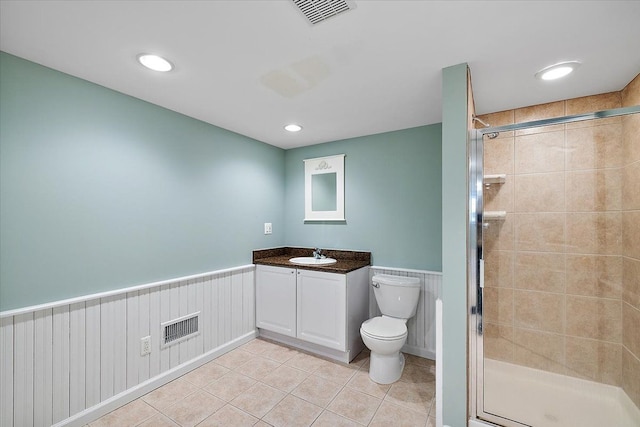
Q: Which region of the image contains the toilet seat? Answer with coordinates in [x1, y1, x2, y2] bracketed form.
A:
[361, 316, 407, 341]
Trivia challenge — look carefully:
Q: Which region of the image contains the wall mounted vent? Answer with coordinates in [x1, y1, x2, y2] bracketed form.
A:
[161, 312, 200, 347]
[292, 0, 356, 25]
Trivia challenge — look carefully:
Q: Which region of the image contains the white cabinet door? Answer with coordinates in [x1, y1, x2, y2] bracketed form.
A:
[296, 269, 346, 351]
[256, 265, 297, 337]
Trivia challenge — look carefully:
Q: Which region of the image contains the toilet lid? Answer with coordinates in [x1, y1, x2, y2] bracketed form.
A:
[361, 316, 407, 340]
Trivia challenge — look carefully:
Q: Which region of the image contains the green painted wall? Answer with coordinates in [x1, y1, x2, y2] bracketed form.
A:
[0, 52, 285, 311]
[1, 51, 445, 314]
[283, 125, 442, 271]
[441, 63, 470, 426]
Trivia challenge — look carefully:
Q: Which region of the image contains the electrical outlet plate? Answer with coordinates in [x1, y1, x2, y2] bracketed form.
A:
[264, 223, 272, 234]
[141, 336, 151, 356]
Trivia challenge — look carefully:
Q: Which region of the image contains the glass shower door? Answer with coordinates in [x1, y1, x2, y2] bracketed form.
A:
[472, 106, 640, 427]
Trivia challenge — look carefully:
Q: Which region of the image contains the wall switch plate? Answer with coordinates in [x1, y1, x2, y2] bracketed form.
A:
[264, 223, 272, 234]
[141, 336, 151, 356]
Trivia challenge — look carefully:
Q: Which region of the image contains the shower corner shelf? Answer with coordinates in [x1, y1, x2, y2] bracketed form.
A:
[483, 210, 507, 221]
[484, 174, 506, 186]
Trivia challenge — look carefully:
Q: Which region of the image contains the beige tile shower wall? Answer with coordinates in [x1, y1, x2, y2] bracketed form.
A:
[621, 73, 640, 409]
[479, 91, 632, 390]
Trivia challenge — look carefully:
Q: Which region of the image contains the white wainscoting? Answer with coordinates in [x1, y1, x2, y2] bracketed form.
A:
[369, 266, 442, 360]
[0, 265, 256, 427]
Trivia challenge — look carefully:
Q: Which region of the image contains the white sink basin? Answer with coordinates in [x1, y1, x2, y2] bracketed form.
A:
[289, 257, 337, 265]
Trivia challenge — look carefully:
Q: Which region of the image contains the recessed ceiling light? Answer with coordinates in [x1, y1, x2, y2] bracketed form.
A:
[137, 54, 173, 72]
[535, 61, 581, 81]
[284, 124, 302, 132]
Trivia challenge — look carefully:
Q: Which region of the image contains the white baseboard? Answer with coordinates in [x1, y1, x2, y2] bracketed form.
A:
[53, 330, 257, 427]
[259, 330, 357, 364]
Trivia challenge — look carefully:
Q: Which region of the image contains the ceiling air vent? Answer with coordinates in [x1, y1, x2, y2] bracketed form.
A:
[292, 0, 356, 25]
[161, 312, 200, 347]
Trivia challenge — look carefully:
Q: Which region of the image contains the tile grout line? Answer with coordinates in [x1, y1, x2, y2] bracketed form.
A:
[90, 338, 437, 427]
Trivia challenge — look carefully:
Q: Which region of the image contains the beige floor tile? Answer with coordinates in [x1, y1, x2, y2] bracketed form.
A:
[291, 374, 343, 407]
[89, 399, 158, 426]
[182, 361, 230, 388]
[197, 404, 259, 426]
[350, 349, 370, 368]
[405, 354, 435, 369]
[314, 360, 359, 386]
[261, 343, 299, 363]
[428, 397, 436, 418]
[285, 352, 327, 373]
[385, 381, 434, 414]
[327, 388, 382, 425]
[88, 411, 121, 427]
[137, 413, 180, 427]
[345, 369, 391, 399]
[263, 395, 323, 427]
[241, 338, 281, 354]
[161, 390, 224, 427]
[311, 410, 361, 427]
[261, 364, 310, 392]
[400, 362, 436, 385]
[230, 382, 286, 418]
[236, 355, 282, 381]
[214, 348, 257, 369]
[90, 340, 443, 427]
[204, 372, 257, 402]
[142, 377, 199, 410]
[369, 400, 428, 427]
[109, 399, 158, 425]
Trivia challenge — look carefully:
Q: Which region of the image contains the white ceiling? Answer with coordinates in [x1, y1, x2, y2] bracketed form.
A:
[1, 1, 639, 149]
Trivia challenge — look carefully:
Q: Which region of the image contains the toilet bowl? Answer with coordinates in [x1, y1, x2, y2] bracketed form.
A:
[360, 274, 421, 384]
[360, 316, 408, 384]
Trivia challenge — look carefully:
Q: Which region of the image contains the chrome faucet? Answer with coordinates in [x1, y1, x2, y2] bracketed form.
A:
[313, 248, 325, 259]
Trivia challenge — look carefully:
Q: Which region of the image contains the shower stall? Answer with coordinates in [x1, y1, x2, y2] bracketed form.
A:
[469, 89, 640, 427]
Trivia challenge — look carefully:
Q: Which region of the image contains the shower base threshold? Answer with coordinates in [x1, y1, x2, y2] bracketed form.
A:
[482, 358, 640, 427]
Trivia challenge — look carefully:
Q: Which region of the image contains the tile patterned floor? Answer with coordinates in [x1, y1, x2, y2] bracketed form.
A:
[88, 338, 437, 427]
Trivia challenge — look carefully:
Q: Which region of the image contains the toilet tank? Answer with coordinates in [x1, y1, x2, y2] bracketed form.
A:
[372, 274, 421, 319]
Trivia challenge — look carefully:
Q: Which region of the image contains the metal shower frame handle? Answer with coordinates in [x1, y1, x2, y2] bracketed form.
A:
[468, 126, 484, 424]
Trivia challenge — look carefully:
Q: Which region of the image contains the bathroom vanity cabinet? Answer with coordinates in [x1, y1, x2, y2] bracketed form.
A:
[255, 265, 297, 337]
[255, 264, 369, 363]
[297, 268, 347, 351]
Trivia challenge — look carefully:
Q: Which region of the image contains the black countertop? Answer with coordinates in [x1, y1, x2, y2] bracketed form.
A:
[253, 247, 371, 274]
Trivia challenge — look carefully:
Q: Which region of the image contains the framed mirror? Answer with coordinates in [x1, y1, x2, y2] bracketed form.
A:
[304, 154, 345, 221]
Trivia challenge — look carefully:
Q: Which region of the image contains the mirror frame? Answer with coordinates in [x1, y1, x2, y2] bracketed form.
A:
[304, 154, 345, 221]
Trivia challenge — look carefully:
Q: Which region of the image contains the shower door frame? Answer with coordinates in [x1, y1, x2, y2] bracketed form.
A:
[468, 105, 640, 427]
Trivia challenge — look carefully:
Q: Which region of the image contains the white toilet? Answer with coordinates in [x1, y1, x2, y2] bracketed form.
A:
[360, 274, 421, 384]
